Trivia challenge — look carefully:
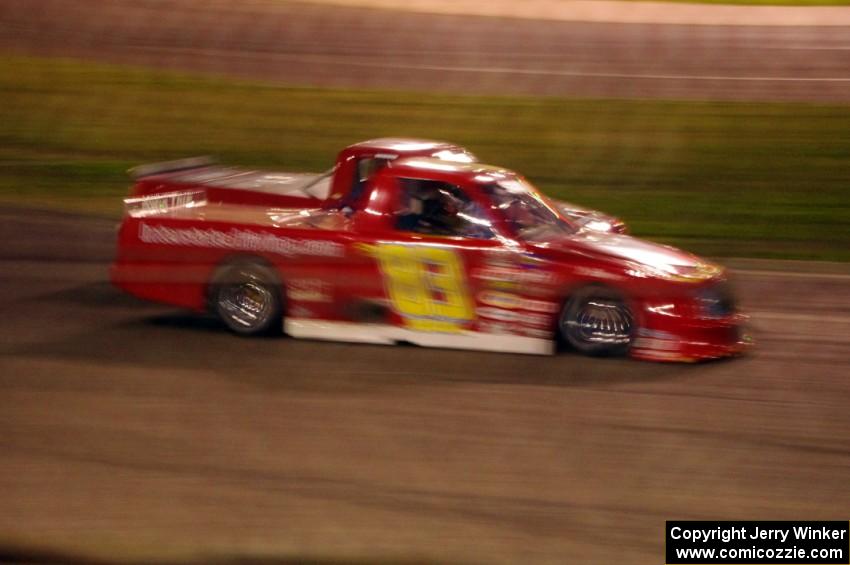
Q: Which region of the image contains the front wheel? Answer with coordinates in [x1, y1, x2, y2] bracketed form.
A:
[560, 286, 634, 356]
[211, 261, 283, 336]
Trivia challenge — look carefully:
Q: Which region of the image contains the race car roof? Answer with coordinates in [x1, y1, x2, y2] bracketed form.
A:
[347, 137, 461, 154]
[388, 157, 514, 179]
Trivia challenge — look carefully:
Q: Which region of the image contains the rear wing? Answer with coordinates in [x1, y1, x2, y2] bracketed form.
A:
[128, 156, 216, 180]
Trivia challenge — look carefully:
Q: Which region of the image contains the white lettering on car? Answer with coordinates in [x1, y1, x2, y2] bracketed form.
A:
[138, 223, 344, 258]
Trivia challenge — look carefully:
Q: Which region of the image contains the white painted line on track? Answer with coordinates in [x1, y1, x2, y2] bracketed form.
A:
[761, 45, 850, 51]
[391, 64, 850, 82]
[733, 269, 850, 281]
[301, 0, 850, 27]
[314, 55, 850, 83]
[136, 47, 850, 84]
[752, 311, 850, 324]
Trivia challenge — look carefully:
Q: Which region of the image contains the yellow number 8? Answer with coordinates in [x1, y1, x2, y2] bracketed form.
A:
[374, 245, 473, 332]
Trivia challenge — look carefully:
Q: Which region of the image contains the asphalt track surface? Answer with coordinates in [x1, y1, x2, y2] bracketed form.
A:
[1, 0, 849, 101]
[2, 2, 850, 563]
[1, 206, 849, 564]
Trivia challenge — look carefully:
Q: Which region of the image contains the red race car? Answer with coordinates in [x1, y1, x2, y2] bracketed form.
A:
[112, 138, 750, 362]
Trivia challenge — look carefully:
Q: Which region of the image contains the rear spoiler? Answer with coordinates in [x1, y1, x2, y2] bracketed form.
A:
[128, 156, 216, 180]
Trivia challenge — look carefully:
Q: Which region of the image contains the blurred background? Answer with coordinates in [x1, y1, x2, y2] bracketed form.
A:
[1, 0, 849, 563]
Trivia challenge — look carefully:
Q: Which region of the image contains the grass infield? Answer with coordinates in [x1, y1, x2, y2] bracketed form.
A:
[1, 56, 848, 260]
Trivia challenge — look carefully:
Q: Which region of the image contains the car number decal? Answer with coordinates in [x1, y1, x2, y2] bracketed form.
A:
[367, 244, 474, 333]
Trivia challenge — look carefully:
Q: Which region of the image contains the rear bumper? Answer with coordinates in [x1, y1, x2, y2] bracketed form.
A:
[630, 313, 752, 362]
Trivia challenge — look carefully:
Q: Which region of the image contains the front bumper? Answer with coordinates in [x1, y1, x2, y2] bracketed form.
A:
[630, 313, 752, 362]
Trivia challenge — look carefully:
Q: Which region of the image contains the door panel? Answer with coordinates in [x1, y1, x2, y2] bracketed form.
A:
[363, 235, 499, 333]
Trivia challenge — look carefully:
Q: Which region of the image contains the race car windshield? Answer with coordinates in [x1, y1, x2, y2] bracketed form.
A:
[301, 168, 335, 198]
[484, 178, 577, 241]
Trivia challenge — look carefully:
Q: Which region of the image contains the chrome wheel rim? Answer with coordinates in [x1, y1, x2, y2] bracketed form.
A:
[566, 299, 633, 346]
[219, 273, 273, 330]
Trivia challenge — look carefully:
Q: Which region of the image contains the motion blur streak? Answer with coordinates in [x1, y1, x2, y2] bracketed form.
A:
[1, 0, 849, 563]
[1, 208, 849, 563]
[0, 0, 848, 101]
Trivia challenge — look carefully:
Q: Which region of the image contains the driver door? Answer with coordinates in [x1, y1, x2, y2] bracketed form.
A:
[371, 177, 504, 335]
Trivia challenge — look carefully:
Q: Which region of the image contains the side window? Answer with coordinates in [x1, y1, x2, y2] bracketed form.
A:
[394, 178, 494, 239]
[357, 158, 374, 183]
[349, 157, 391, 206]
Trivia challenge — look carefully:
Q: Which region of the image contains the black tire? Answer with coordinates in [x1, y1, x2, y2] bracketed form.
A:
[559, 286, 634, 357]
[210, 260, 283, 336]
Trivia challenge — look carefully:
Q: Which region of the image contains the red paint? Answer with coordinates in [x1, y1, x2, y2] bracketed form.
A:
[112, 139, 749, 362]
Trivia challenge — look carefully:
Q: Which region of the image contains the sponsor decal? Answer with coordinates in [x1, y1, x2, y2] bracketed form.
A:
[633, 337, 679, 352]
[288, 279, 332, 302]
[477, 292, 557, 314]
[521, 298, 559, 313]
[521, 312, 552, 328]
[473, 266, 555, 285]
[477, 307, 552, 328]
[477, 291, 522, 309]
[478, 320, 516, 335]
[477, 307, 520, 322]
[476, 252, 556, 291]
[574, 266, 623, 281]
[138, 223, 344, 258]
[478, 319, 551, 339]
[485, 278, 521, 292]
[125, 190, 206, 217]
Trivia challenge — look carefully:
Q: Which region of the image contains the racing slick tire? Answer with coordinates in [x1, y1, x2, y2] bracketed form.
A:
[560, 286, 634, 357]
[210, 259, 283, 336]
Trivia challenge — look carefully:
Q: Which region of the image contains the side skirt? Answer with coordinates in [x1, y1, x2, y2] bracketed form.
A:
[284, 319, 554, 355]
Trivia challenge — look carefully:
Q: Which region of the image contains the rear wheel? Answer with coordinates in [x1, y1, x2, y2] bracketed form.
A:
[211, 261, 282, 336]
[560, 286, 634, 356]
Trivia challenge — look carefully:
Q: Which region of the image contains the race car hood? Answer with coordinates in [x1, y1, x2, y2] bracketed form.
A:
[551, 198, 628, 234]
[528, 231, 723, 281]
